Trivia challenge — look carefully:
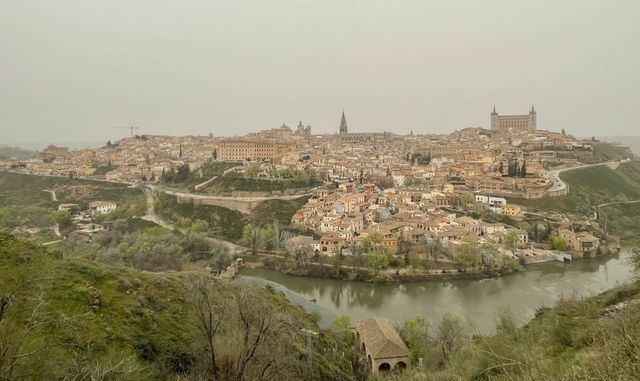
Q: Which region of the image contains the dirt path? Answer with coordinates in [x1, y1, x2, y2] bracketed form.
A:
[43, 189, 57, 201]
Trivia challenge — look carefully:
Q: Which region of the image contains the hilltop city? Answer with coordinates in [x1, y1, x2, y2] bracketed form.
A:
[1, 107, 633, 272]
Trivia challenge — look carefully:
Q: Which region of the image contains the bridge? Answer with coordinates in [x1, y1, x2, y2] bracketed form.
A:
[552, 252, 573, 263]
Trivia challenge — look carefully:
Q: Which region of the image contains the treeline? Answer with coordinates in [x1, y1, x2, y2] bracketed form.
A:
[63, 219, 232, 272]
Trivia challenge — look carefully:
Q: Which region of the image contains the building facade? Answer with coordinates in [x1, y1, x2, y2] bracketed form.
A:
[217, 139, 296, 161]
[491, 106, 537, 132]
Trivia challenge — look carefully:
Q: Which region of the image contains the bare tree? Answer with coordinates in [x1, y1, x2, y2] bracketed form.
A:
[232, 286, 297, 381]
[188, 272, 227, 380]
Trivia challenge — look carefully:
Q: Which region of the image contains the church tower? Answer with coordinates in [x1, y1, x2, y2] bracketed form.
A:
[491, 105, 499, 131]
[528, 105, 537, 130]
[339, 110, 348, 135]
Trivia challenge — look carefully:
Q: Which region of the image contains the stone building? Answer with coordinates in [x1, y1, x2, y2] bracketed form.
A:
[355, 317, 409, 375]
[491, 106, 537, 132]
[217, 139, 296, 162]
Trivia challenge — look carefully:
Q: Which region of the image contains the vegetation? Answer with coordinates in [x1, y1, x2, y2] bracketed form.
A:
[591, 142, 635, 162]
[0, 172, 145, 241]
[251, 197, 310, 227]
[201, 172, 317, 195]
[61, 220, 231, 272]
[511, 162, 638, 212]
[0, 232, 361, 380]
[382, 246, 640, 381]
[160, 162, 239, 191]
[155, 192, 246, 241]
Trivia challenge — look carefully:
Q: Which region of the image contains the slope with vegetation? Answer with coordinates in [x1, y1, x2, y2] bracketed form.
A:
[383, 266, 640, 380]
[510, 161, 640, 240]
[0, 172, 145, 239]
[0, 232, 363, 380]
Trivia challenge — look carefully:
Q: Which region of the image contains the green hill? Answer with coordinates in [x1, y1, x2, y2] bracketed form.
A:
[0, 232, 361, 380]
[510, 161, 640, 240]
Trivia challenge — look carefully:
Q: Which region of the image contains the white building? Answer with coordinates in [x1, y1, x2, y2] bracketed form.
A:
[89, 201, 117, 215]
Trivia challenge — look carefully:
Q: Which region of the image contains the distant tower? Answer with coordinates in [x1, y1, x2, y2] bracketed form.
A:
[339, 110, 348, 135]
[529, 105, 537, 130]
[491, 105, 499, 131]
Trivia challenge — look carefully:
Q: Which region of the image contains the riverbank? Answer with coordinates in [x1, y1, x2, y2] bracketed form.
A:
[240, 250, 634, 334]
[247, 255, 515, 283]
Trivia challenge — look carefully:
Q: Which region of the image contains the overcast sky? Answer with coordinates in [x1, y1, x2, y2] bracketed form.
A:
[1, 0, 639, 147]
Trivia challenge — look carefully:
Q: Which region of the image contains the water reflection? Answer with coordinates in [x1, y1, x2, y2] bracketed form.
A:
[240, 251, 633, 334]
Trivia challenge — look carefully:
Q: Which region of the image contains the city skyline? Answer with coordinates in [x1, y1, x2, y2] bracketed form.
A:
[2, 1, 639, 144]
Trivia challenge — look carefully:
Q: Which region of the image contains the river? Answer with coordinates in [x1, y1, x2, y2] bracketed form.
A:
[239, 251, 634, 334]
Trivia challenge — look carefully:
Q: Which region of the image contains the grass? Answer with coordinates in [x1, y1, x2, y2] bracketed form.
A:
[161, 161, 239, 191]
[155, 191, 309, 241]
[591, 142, 635, 162]
[0, 233, 358, 380]
[510, 161, 640, 218]
[250, 196, 310, 226]
[0, 171, 146, 222]
[155, 192, 247, 241]
[201, 174, 317, 195]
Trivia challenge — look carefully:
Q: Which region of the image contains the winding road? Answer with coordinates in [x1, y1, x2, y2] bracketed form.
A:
[547, 161, 620, 193]
[140, 187, 247, 255]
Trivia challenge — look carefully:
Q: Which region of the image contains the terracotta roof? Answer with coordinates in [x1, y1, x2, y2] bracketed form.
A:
[356, 318, 409, 360]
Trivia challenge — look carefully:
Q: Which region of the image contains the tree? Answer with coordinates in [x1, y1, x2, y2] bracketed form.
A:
[460, 192, 474, 208]
[436, 312, 471, 361]
[561, 128, 566, 136]
[456, 237, 479, 269]
[402, 315, 429, 363]
[498, 161, 504, 174]
[213, 149, 218, 160]
[407, 250, 420, 273]
[520, 159, 527, 178]
[332, 253, 344, 273]
[505, 230, 518, 251]
[359, 232, 382, 253]
[331, 315, 353, 344]
[240, 224, 264, 255]
[366, 249, 391, 275]
[188, 272, 227, 380]
[550, 234, 567, 251]
[231, 286, 296, 381]
[245, 164, 260, 178]
[351, 243, 365, 272]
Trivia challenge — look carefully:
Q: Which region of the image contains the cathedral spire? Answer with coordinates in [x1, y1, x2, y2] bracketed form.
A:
[339, 110, 348, 134]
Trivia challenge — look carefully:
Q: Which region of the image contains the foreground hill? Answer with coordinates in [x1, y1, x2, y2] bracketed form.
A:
[0, 232, 361, 380]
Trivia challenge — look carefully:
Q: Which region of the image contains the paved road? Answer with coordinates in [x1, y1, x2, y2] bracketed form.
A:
[596, 199, 640, 208]
[547, 161, 618, 193]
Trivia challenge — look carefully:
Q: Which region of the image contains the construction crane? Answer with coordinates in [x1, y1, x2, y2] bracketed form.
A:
[108, 124, 140, 137]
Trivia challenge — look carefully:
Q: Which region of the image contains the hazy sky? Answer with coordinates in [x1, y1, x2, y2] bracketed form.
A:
[1, 0, 639, 146]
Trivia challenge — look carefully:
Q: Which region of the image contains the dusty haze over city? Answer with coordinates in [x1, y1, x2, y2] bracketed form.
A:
[1, 0, 639, 147]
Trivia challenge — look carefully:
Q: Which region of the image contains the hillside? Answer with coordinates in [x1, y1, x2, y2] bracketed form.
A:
[0, 145, 36, 160]
[383, 276, 640, 381]
[510, 161, 640, 239]
[0, 233, 361, 380]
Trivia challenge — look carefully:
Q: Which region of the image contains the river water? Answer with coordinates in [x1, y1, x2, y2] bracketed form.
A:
[239, 251, 634, 334]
